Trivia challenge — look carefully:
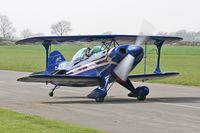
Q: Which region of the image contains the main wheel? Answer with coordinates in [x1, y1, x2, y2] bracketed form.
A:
[49, 91, 54, 97]
[137, 96, 146, 101]
[95, 97, 104, 102]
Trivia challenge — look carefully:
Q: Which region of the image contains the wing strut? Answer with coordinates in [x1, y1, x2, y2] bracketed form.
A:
[42, 40, 52, 75]
[154, 40, 164, 74]
[144, 42, 147, 74]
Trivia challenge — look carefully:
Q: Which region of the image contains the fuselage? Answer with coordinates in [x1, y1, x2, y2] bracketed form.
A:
[56, 44, 144, 81]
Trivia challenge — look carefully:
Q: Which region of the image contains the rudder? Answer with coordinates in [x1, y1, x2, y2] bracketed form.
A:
[48, 50, 66, 72]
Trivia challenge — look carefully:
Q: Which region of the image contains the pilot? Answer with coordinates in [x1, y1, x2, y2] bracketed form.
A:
[85, 47, 91, 58]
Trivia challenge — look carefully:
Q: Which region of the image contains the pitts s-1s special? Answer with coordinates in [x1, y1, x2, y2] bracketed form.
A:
[16, 35, 182, 102]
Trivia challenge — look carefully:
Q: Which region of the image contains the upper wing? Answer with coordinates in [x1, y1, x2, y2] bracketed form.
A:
[18, 75, 101, 87]
[16, 35, 182, 45]
[128, 72, 179, 82]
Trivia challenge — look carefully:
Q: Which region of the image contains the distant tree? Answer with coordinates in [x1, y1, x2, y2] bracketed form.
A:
[157, 32, 168, 35]
[174, 30, 187, 37]
[0, 36, 3, 42]
[0, 15, 15, 39]
[20, 29, 32, 38]
[51, 20, 71, 36]
[156, 29, 200, 44]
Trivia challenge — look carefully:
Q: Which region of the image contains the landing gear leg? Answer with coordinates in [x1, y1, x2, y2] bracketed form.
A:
[87, 75, 113, 102]
[49, 85, 59, 97]
[116, 78, 149, 101]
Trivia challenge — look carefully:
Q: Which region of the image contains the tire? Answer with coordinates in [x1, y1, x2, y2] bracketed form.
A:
[137, 96, 146, 101]
[95, 97, 104, 102]
[49, 92, 54, 97]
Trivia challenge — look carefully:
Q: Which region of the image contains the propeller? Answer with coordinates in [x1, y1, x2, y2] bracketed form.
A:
[135, 19, 156, 45]
[135, 19, 156, 74]
[113, 54, 135, 81]
[113, 19, 156, 82]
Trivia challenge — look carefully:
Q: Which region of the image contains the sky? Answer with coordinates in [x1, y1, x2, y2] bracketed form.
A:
[0, 0, 200, 36]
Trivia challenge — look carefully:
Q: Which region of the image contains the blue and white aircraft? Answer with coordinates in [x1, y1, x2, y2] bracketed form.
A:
[16, 35, 182, 102]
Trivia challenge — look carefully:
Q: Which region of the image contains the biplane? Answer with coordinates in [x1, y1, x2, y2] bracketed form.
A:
[16, 35, 182, 102]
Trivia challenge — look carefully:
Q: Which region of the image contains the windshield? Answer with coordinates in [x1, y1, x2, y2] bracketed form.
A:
[72, 48, 87, 61]
[90, 45, 105, 55]
[71, 45, 105, 62]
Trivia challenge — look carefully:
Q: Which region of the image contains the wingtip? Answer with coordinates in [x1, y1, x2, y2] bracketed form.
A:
[17, 77, 29, 82]
[15, 40, 20, 45]
[17, 77, 24, 82]
[162, 72, 180, 76]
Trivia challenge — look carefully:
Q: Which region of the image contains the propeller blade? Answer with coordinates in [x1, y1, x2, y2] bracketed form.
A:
[113, 54, 135, 81]
[135, 19, 156, 45]
[135, 36, 148, 46]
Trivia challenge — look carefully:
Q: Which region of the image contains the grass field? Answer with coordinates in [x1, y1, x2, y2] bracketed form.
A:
[0, 108, 105, 133]
[0, 44, 200, 86]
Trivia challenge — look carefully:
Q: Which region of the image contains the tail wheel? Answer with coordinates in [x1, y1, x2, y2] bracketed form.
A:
[49, 91, 54, 97]
[49, 85, 59, 97]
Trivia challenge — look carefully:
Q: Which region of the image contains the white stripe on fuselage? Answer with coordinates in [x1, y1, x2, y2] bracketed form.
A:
[66, 48, 116, 76]
[69, 61, 116, 76]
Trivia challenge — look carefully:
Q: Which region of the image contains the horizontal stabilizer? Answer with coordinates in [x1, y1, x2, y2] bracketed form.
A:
[17, 75, 101, 87]
[128, 72, 179, 82]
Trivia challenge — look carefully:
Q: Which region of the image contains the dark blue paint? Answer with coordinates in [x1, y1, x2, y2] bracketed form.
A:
[154, 40, 164, 74]
[16, 35, 183, 44]
[42, 41, 51, 75]
[16, 35, 182, 100]
[87, 88, 107, 99]
[48, 50, 66, 72]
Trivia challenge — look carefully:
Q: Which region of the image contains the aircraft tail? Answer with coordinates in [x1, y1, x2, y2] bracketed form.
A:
[48, 50, 66, 72]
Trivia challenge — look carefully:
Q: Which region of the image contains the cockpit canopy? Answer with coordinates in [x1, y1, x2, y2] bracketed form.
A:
[72, 45, 105, 62]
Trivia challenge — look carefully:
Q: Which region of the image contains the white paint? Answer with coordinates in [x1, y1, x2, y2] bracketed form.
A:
[114, 54, 134, 81]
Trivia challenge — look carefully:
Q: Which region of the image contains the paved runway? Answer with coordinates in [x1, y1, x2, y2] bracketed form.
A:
[0, 70, 200, 133]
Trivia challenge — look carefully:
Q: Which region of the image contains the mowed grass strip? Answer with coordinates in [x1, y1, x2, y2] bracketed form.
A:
[0, 45, 81, 72]
[133, 45, 200, 86]
[0, 44, 199, 86]
[0, 108, 106, 133]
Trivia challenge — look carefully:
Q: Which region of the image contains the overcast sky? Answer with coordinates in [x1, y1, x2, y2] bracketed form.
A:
[0, 0, 199, 36]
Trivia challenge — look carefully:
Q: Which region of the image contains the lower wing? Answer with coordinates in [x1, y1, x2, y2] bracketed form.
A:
[128, 72, 179, 82]
[18, 75, 101, 87]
